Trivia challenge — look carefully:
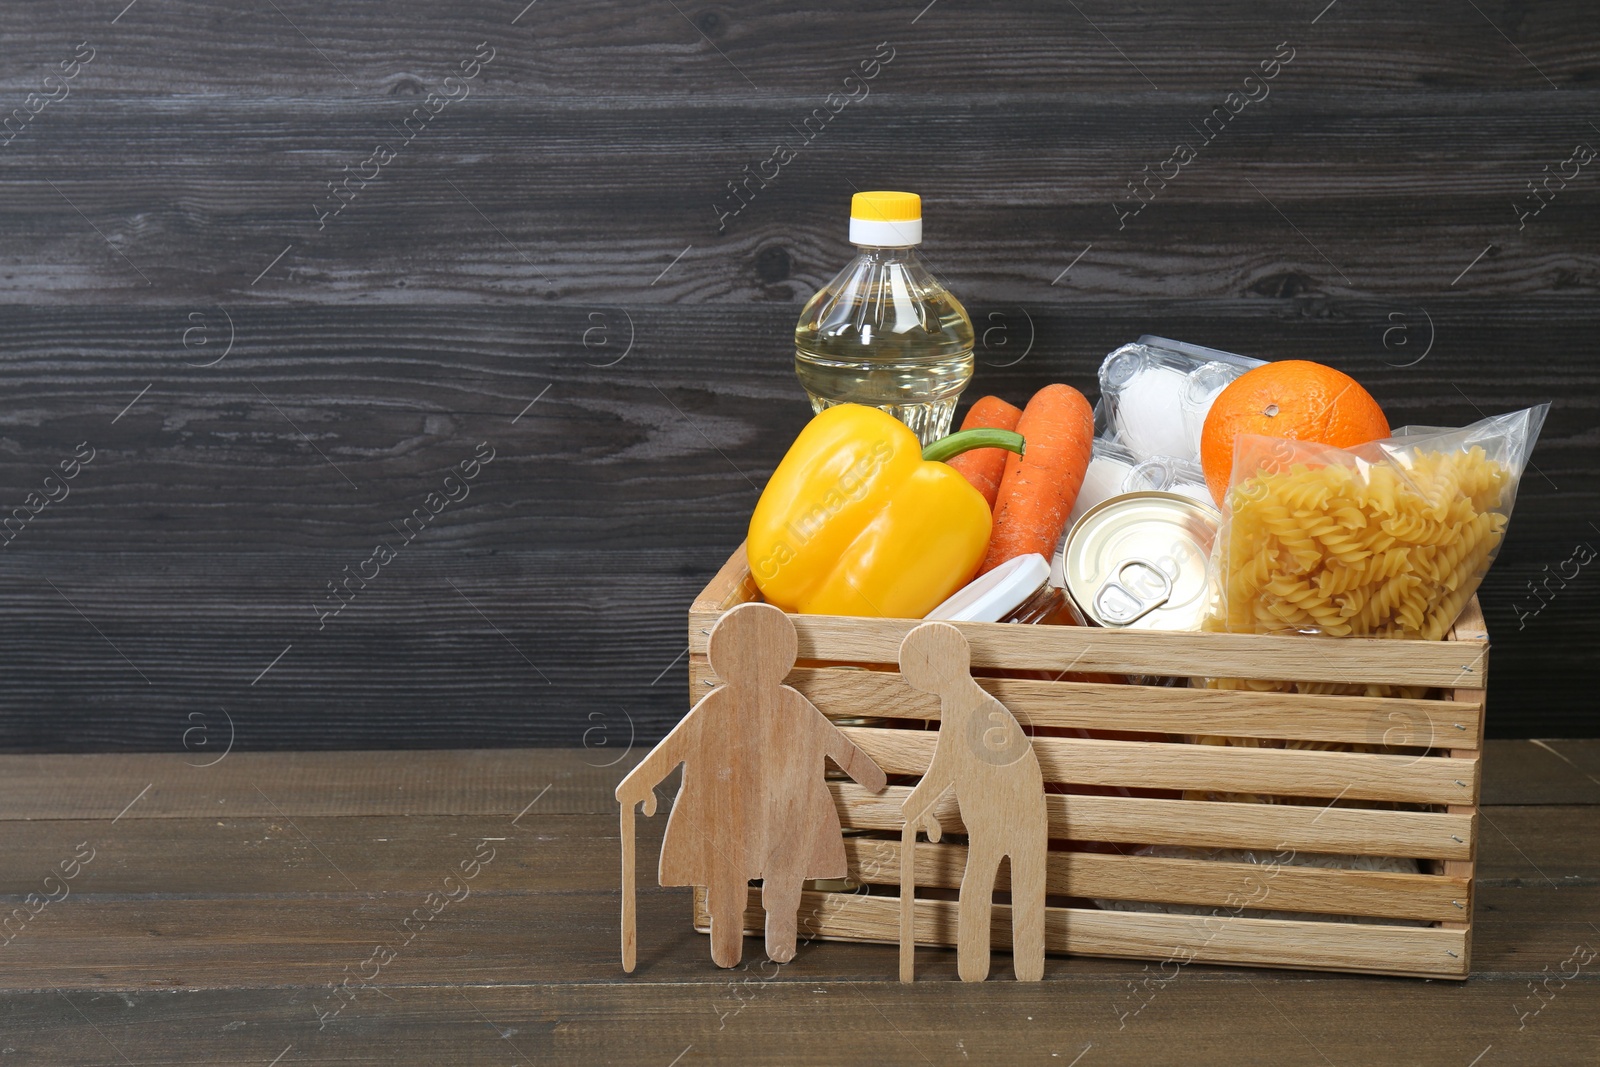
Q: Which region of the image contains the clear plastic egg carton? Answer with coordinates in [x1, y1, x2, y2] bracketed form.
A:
[1094, 336, 1266, 466]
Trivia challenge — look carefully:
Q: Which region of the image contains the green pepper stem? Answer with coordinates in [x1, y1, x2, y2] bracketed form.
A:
[921, 428, 1026, 463]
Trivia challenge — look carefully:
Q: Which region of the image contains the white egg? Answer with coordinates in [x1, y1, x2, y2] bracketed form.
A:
[1112, 364, 1193, 462]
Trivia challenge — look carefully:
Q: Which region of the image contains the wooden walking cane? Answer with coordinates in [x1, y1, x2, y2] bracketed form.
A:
[899, 785, 946, 983]
[899, 815, 917, 982]
[620, 800, 637, 973]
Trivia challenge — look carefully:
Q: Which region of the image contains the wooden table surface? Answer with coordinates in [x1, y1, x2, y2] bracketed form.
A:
[3, 742, 1596, 1066]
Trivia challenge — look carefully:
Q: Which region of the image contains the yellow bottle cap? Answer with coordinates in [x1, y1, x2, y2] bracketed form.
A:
[850, 191, 921, 222]
[849, 191, 922, 246]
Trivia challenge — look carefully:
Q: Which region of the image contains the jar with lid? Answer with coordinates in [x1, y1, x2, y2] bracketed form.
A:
[924, 553, 1084, 625]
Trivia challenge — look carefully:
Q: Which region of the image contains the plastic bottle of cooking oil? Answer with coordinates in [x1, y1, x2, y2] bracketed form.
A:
[794, 191, 974, 445]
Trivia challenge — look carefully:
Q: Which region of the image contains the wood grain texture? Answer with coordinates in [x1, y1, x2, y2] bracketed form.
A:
[686, 553, 1498, 976]
[4, 0, 1598, 97]
[694, 608, 1490, 687]
[846, 836, 1470, 923]
[1481, 738, 1600, 805]
[706, 889, 1474, 979]
[5, 747, 1599, 1064]
[832, 782, 1478, 860]
[0, 740, 1574, 819]
[694, 553, 1494, 975]
[0, 302, 1588, 745]
[0, 806, 1584, 916]
[9, 980, 1600, 1067]
[616, 601, 887, 968]
[0, 0, 1596, 753]
[4, 97, 1599, 303]
[1443, 624, 1489, 966]
[895, 621, 1048, 982]
[847, 725, 1481, 805]
[693, 546, 1493, 694]
[785, 665, 1483, 747]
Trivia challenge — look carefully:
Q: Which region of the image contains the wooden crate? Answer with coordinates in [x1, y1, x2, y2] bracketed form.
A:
[686, 544, 1488, 980]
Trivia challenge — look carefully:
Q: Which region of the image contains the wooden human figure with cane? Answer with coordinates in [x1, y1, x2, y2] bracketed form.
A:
[897, 621, 1048, 982]
[615, 602, 887, 971]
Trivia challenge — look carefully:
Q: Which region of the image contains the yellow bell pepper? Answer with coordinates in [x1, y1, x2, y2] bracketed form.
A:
[747, 404, 1025, 618]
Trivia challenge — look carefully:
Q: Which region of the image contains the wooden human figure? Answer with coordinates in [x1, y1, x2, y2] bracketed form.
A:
[615, 602, 887, 971]
[898, 621, 1047, 982]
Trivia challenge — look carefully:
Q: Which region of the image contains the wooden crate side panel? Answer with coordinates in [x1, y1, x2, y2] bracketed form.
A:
[840, 837, 1468, 924]
[1441, 598, 1487, 970]
[829, 784, 1475, 861]
[695, 889, 1469, 980]
[845, 727, 1479, 806]
[783, 666, 1481, 749]
[690, 542, 759, 614]
[1449, 596, 1488, 650]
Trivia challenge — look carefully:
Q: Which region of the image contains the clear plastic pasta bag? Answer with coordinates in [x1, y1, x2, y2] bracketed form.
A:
[1209, 404, 1548, 641]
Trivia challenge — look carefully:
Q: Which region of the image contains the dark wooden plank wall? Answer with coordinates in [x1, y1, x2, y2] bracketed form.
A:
[0, 1, 1594, 748]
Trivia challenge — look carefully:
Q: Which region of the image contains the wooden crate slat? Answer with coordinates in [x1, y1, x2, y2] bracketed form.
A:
[845, 727, 1479, 806]
[691, 610, 1487, 689]
[692, 545, 1487, 689]
[687, 548, 1488, 689]
[781, 665, 1481, 749]
[696, 889, 1470, 980]
[841, 837, 1468, 924]
[688, 542, 760, 614]
[830, 784, 1475, 861]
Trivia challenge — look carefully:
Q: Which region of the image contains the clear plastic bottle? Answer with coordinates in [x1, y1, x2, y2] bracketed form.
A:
[794, 191, 974, 445]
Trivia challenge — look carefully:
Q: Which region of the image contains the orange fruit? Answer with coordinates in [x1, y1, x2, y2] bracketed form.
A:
[1200, 360, 1390, 505]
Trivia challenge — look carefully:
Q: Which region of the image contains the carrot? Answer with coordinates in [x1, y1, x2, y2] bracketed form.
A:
[979, 384, 1094, 575]
[945, 396, 1023, 507]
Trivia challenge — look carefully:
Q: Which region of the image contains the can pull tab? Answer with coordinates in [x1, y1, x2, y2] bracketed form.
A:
[1093, 558, 1173, 626]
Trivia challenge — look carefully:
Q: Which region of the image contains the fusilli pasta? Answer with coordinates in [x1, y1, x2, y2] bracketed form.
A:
[1213, 446, 1509, 641]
